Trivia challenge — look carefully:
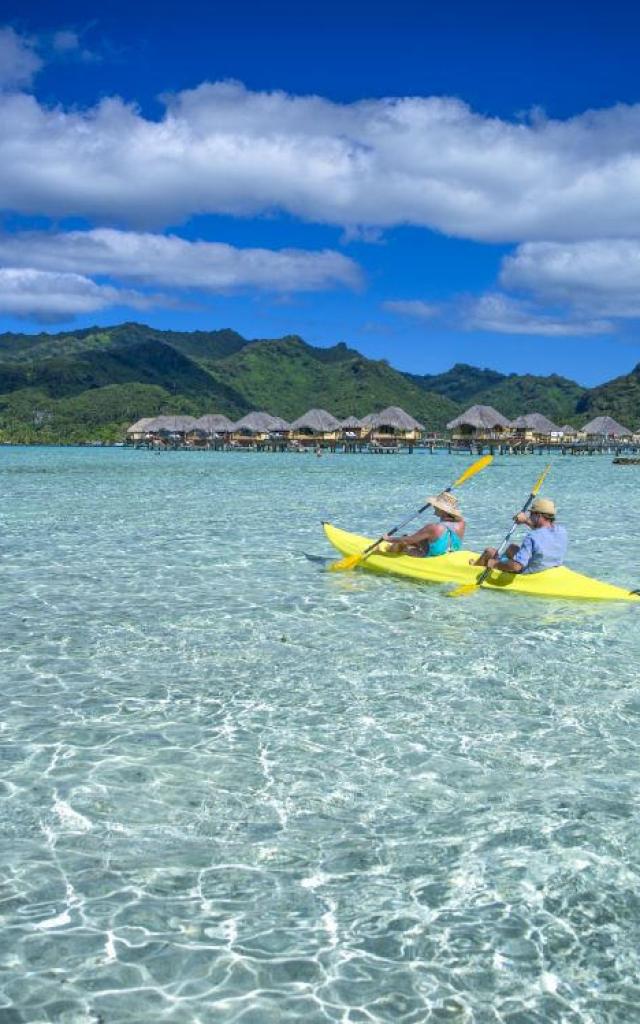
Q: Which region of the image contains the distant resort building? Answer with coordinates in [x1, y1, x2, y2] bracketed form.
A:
[232, 412, 291, 445]
[510, 413, 562, 440]
[126, 405, 426, 449]
[559, 424, 579, 439]
[447, 405, 511, 439]
[126, 403, 637, 451]
[339, 416, 368, 441]
[143, 415, 199, 442]
[126, 417, 157, 442]
[368, 407, 424, 444]
[188, 414, 236, 448]
[289, 409, 341, 445]
[581, 416, 632, 439]
[192, 414, 235, 437]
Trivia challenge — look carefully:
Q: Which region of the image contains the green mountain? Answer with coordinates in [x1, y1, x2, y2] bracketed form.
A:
[0, 323, 456, 442]
[409, 363, 507, 404]
[209, 336, 458, 423]
[575, 363, 640, 429]
[412, 363, 586, 425]
[0, 322, 636, 442]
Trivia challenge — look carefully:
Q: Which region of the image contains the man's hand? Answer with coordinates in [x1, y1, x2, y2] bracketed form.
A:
[514, 512, 530, 525]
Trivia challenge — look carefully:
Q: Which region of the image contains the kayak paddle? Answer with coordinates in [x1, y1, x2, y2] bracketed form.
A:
[448, 462, 552, 597]
[328, 453, 493, 572]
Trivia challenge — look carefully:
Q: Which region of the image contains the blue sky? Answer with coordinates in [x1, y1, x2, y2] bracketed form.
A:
[1, 1, 640, 384]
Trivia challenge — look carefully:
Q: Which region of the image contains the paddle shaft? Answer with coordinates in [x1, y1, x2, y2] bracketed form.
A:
[472, 492, 538, 588]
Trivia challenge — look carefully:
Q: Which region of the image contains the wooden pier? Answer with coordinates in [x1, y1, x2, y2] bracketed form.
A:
[132, 437, 640, 456]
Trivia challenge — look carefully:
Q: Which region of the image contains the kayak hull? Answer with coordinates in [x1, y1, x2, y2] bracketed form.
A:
[323, 523, 640, 603]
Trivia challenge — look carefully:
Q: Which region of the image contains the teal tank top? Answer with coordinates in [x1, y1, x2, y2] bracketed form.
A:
[424, 526, 462, 557]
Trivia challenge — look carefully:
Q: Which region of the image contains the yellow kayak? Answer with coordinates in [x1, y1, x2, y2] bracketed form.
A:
[323, 523, 640, 603]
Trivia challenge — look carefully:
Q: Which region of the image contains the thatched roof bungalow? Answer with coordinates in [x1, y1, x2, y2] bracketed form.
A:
[447, 405, 510, 438]
[126, 417, 157, 441]
[145, 415, 199, 437]
[510, 413, 562, 439]
[369, 406, 424, 443]
[186, 413, 237, 447]
[192, 414, 236, 436]
[232, 412, 291, 444]
[290, 409, 341, 443]
[581, 415, 632, 438]
[339, 415, 368, 439]
[559, 423, 578, 438]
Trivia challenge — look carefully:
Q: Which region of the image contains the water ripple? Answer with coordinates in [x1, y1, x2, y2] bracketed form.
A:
[1, 447, 639, 1022]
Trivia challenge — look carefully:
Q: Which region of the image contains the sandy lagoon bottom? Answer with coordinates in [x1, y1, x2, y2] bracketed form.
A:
[1, 446, 639, 1023]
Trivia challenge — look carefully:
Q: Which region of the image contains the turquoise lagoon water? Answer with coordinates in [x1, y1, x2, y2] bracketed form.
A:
[1, 445, 640, 1024]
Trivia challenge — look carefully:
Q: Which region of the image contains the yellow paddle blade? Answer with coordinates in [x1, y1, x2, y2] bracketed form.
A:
[451, 453, 493, 489]
[531, 462, 552, 496]
[328, 552, 364, 572]
[447, 582, 480, 598]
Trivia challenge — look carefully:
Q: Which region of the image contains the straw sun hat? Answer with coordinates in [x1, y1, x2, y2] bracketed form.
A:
[531, 497, 556, 517]
[426, 491, 463, 519]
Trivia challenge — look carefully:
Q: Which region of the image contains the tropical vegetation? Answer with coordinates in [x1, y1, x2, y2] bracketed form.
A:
[0, 322, 637, 443]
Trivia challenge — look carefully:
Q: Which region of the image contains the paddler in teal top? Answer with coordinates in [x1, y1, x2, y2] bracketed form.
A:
[472, 496, 568, 574]
[383, 491, 465, 557]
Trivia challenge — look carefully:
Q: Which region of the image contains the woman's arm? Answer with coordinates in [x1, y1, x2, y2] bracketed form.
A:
[384, 523, 441, 548]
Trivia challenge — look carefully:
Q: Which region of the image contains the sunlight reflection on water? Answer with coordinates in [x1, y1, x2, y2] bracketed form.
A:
[0, 446, 639, 1022]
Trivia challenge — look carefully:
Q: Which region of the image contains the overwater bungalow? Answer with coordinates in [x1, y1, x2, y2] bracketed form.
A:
[144, 415, 199, 445]
[510, 413, 562, 441]
[187, 414, 236, 448]
[289, 409, 341, 445]
[193, 413, 236, 436]
[447, 405, 511, 440]
[368, 406, 424, 445]
[232, 412, 291, 446]
[581, 415, 633, 439]
[339, 416, 368, 441]
[559, 424, 579, 440]
[126, 417, 157, 442]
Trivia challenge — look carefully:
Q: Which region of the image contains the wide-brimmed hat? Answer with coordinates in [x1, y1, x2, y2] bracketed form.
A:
[531, 497, 556, 516]
[426, 491, 463, 519]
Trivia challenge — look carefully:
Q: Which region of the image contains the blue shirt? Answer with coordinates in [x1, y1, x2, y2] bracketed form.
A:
[513, 524, 568, 574]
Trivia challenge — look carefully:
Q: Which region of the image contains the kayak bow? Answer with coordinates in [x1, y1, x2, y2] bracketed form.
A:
[323, 523, 640, 603]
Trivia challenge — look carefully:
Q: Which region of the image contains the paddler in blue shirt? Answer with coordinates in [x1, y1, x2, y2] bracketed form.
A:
[383, 492, 465, 557]
[473, 497, 568, 574]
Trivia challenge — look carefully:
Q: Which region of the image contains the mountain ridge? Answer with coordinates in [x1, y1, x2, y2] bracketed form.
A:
[0, 323, 636, 442]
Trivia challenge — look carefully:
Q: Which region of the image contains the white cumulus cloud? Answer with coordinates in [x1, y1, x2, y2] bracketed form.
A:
[0, 228, 362, 293]
[383, 300, 439, 320]
[0, 268, 159, 322]
[463, 293, 612, 337]
[0, 27, 42, 89]
[500, 239, 640, 317]
[1, 82, 640, 240]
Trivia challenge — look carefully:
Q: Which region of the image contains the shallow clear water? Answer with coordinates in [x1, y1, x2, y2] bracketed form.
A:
[1, 446, 639, 1023]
